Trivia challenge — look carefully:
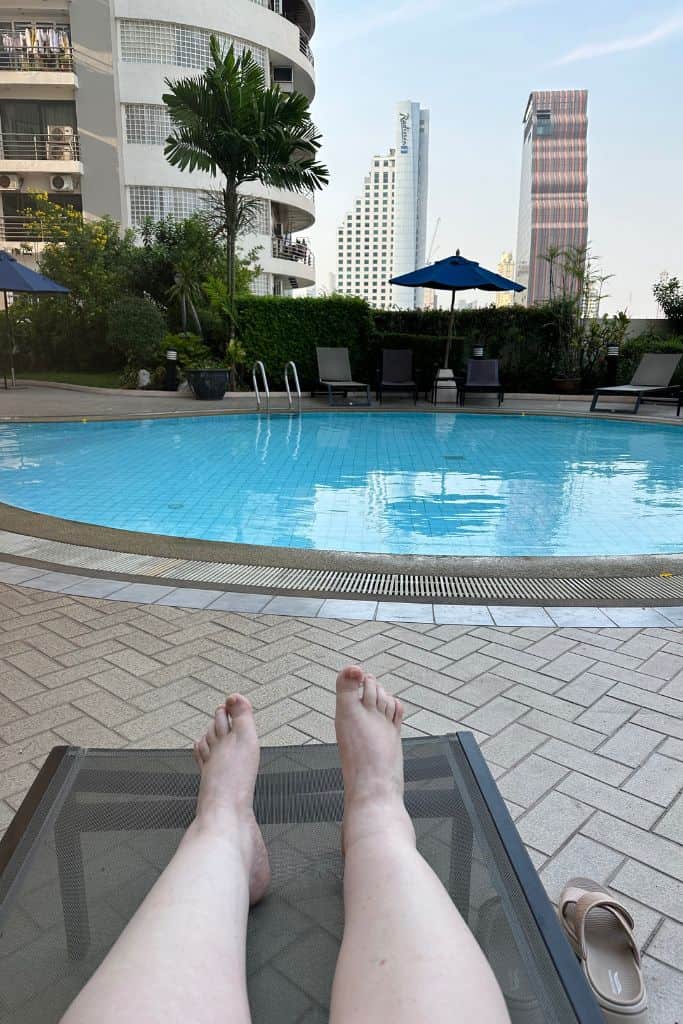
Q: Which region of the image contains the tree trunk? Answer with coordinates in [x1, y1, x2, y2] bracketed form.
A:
[224, 184, 238, 341]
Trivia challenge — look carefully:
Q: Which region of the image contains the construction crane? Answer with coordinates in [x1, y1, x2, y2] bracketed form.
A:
[427, 217, 441, 264]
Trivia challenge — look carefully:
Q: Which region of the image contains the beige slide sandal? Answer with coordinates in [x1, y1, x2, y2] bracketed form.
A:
[559, 878, 648, 1023]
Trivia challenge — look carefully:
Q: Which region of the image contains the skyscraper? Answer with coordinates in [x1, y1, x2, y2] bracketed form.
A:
[514, 90, 588, 306]
[495, 251, 515, 307]
[337, 101, 429, 309]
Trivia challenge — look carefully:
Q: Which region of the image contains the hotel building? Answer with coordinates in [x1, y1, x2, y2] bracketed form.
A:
[336, 101, 429, 309]
[514, 90, 588, 306]
[0, 0, 316, 294]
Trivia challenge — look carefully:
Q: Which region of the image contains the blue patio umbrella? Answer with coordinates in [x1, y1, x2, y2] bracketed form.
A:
[390, 250, 524, 367]
[0, 250, 69, 389]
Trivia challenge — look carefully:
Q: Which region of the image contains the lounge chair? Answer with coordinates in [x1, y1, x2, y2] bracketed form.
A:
[377, 349, 418, 404]
[459, 359, 504, 407]
[316, 347, 370, 406]
[590, 353, 682, 413]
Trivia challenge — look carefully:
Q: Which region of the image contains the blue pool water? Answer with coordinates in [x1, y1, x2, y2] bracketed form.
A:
[0, 413, 681, 557]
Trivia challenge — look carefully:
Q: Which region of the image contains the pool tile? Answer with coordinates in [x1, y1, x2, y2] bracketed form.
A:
[489, 606, 555, 627]
[433, 604, 494, 625]
[376, 602, 434, 623]
[318, 600, 377, 620]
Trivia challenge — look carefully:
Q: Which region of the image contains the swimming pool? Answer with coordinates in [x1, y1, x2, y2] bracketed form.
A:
[0, 413, 681, 557]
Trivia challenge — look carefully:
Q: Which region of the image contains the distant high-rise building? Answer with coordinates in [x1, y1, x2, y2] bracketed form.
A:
[495, 251, 515, 307]
[337, 101, 429, 309]
[515, 90, 588, 306]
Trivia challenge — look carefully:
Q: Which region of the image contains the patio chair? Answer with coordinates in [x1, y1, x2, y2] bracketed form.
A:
[0, 738, 603, 1023]
[590, 353, 682, 413]
[316, 347, 371, 406]
[459, 359, 504, 406]
[377, 349, 418, 404]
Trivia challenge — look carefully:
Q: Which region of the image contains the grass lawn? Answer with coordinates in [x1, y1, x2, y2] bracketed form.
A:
[17, 371, 122, 389]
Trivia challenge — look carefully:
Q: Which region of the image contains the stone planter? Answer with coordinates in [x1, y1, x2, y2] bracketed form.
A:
[185, 369, 229, 401]
[552, 376, 582, 395]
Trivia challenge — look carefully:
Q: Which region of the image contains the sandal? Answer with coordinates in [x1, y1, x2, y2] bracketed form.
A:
[559, 877, 648, 1023]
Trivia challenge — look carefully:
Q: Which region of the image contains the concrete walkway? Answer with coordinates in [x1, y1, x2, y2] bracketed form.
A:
[0, 582, 681, 1020]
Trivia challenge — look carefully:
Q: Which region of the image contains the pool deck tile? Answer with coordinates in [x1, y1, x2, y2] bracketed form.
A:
[489, 605, 556, 627]
[433, 604, 495, 625]
[599, 607, 680, 628]
[63, 578, 134, 599]
[545, 607, 618, 628]
[155, 588, 225, 610]
[0, 579, 682, 1022]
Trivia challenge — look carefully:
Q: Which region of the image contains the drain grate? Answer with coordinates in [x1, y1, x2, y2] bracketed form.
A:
[1, 530, 682, 604]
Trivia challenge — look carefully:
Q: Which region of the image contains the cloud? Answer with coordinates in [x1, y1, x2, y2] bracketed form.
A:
[555, 9, 683, 64]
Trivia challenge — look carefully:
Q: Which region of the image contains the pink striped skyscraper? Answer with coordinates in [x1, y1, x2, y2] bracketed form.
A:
[515, 90, 588, 305]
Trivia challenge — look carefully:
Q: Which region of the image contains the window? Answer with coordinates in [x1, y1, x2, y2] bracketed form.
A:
[124, 103, 172, 145]
[120, 20, 266, 74]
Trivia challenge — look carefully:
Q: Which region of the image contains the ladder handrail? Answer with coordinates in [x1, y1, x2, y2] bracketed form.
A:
[284, 360, 302, 415]
[252, 360, 270, 414]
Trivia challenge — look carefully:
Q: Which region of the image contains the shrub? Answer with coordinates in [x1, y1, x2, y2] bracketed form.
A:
[618, 333, 683, 385]
[159, 332, 214, 369]
[236, 295, 375, 388]
[106, 296, 167, 367]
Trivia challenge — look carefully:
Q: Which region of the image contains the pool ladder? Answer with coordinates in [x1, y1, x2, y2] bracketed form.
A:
[252, 360, 302, 415]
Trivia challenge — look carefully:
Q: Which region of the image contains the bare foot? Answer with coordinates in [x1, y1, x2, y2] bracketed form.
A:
[335, 665, 414, 852]
[193, 694, 271, 905]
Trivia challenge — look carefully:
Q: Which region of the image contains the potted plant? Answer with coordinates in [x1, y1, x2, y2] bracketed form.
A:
[185, 363, 230, 400]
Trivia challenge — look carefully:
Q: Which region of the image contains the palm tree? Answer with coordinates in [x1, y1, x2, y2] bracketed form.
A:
[163, 38, 329, 334]
[167, 257, 203, 336]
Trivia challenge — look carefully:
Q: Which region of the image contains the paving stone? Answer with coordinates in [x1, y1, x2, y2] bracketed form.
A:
[462, 696, 526, 733]
[6, 650, 62, 678]
[558, 773, 661, 828]
[342, 633, 404, 662]
[397, 685, 473, 723]
[521, 709, 603, 750]
[72, 691, 139, 728]
[471, 627, 534, 650]
[449, 673, 511, 706]
[89, 666, 150, 700]
[568, 642, 642, 670]
[537, 738, 631, 786]
[432, 604, 494, 625]
[607, 683, 683, 718]
[573, 696, 635, 734]
[646, 919, 683, 971]
[105, 583, 176, 604]
[441, 652, 501, 682]
[488, 606, 554, 627]
[597, 723, 663, 767]
[292, 686, 337, 718]
[497, 754, 567, 807]
[54, 716, 127, 747]
[428, 634, 485, 660]
[611, 860, 683, 922]
[480, 723, 546, 768]
[598, 607, 677, 628]
[546, 607, 616, 628]
[405, 708, 468, 736]
[503, 684, 583, 720]
[632, 710, 683, 741]
[291, 709, 336, 743]
[488, 661, 566, 694]
[375, 602, 434, 623]
[478, 643, 547, 672]
[262, 596, 325, 617]
[130, 677, 206, 712]
[0, 705, 81, 745]
[0, 730, 62, 772]
[617, 634, 669, 660]
[253, 699, 309, 736]
[653, 606, 683, 625]
[317, 599, 377, 620]
[247, 676, 310, 710]
[660, 736, 683, 761]
[260, 723, 311, 746]
[117, 702, 198, 742]
[0, 762, 40, 800]
[623, 754, 683, 807]
[516, 790, 592, 856]
[654, 793, 683, 844]
[62, 578, 131, 599]
[582, 813, 683, 882]
[519, 635, 577, 660]
[540, 834, 623, 903]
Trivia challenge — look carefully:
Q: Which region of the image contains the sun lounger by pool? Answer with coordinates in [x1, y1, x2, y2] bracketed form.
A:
[0, 738, 603, 1023]
[590, 353, 682, 413]
[459, 359, 504, 406]
[316, 347, 370, 406]
[377, 349, 418, 404]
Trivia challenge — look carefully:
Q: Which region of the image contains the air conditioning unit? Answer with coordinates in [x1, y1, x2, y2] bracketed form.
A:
[0, 174, 22, 191]
[272, 65, 293, 92]
[47, 125, 75, 160]
[50, 174, 75, 192]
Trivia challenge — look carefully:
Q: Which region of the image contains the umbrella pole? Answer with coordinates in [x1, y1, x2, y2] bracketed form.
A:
[3, 291, 9, 391]
[444, 290, 455, 368]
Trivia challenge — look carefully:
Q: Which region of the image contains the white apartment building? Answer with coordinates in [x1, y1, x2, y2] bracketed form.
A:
[336, 101, 429, 310]
[0, 0, 316, 294]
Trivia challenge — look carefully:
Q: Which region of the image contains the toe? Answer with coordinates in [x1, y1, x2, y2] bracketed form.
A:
[384, 694, 396, 721]
[214, 705, 229, 738]
[205, 721, 218, 747]
[336, 665, 364, 696]
[376, 685, 389, 714]
[362, 672, 377, 708]
[225, 694, 257, 740]
[198, 737, 211, 761]
[394, 699, 404, 725]
[192, 742, 202, 770]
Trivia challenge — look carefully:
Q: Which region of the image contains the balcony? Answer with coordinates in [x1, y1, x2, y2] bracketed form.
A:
[0, 47, 74, 73]
[250, 0, 314, 64]
[272, 235, 313, 266]
[0, 214, 63, 245]
[0, 131, 82, 177]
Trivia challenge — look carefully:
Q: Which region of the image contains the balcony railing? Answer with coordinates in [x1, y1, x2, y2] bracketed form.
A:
[248, 1, 314, 64]
[0, 132, 80, 161]
[299, 30, 314, 64]
[0, 47, 74, 72]
[0, 215, 63, 243]
[272, 236, 313, 266]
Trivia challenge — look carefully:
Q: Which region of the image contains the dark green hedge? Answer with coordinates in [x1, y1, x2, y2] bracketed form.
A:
[235, 295, 375, 388]
[618, 334, 683, 385]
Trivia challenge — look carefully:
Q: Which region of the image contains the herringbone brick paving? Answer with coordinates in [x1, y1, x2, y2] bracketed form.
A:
[1, 582, 681, 1019]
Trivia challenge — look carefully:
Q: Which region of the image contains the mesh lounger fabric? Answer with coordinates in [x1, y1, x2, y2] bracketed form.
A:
[0, 738, 596, 1023]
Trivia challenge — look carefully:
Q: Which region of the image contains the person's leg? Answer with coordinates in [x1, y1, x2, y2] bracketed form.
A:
[60, 695, 270, 1024]
[330, 666, 510, 1024]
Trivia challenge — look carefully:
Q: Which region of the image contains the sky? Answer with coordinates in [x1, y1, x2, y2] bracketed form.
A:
[306, 0, 683, 316]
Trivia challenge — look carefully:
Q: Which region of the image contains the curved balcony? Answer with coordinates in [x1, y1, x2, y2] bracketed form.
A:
[271, 234, 313, 267]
